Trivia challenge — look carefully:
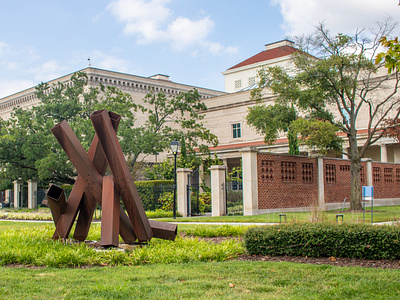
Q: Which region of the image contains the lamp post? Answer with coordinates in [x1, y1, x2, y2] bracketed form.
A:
[170, 140, 180, 219]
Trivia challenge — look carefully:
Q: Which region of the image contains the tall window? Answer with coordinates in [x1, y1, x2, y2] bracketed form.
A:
[232, 123, 241, 138]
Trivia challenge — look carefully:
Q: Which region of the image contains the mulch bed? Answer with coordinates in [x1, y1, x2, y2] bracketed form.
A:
[236, 254, 400, 269]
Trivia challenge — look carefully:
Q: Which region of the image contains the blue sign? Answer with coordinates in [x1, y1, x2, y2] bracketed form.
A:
[362, 186, 374, 198]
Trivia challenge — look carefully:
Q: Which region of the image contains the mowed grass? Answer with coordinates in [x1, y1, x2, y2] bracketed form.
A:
[2, 205, 400, 224]
[160, 205, 400, 224]
[2, 261, 400, 300]
[1, 221, 400, 299]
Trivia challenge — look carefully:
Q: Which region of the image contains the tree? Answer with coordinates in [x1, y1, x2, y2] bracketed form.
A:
[246, 103, 299, 154]
[0, 72, 218, 189]
[379, 37, 400, 144]
[121, 88, 218, 168]
[251, 20, 400, 210]
[289, 118, 343, 155]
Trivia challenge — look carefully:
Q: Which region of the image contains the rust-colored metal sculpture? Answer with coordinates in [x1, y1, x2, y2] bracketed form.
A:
[48, 110, 177, 247]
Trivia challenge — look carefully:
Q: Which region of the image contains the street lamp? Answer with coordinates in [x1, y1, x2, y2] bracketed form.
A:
[170, 140, 180, 219]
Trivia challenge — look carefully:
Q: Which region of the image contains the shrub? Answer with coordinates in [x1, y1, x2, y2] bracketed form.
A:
[158, 192, 174, 211]
[146, 209, 181, 219]
[243, 223, 400, 260]
[199, 192, 211, 205]
[135, 180, 173, 211]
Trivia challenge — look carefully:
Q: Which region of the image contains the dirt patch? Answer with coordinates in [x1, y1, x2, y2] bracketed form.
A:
[188, 235, 400, 269]
[236, 254, 400, 269]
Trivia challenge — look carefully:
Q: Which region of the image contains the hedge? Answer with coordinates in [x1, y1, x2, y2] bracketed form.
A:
[58, 180, 173, 211]
[243, 223, 400, 260]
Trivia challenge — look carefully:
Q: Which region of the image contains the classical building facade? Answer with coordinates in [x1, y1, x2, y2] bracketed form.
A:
[1, 40, 399, 211]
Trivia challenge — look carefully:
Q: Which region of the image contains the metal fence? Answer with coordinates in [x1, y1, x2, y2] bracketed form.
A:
[136, 183, 174, 211]
[226, 181, 243, 215]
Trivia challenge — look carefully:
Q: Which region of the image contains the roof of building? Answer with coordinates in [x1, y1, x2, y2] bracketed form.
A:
[227, 41, 298, 71]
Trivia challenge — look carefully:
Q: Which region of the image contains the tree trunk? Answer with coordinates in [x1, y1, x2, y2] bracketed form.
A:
[348, 133, 362, 210]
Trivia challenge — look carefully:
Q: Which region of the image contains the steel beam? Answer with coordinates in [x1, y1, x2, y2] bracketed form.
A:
[51, 119, 136, 243]
[149, 220, 177, 241]
[56, 112, 120, 240]
[90, 109, 153, 242]
[46, 184, 67, 226]
[100, 175, 120, 247]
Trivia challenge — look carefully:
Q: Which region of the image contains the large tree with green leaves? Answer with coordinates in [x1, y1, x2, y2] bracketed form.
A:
[249, 20, 400, 210]
[0, 72, 218, 189]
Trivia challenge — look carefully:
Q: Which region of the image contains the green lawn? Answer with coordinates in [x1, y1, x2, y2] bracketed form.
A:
[2, 205, 400, 224]
[2, 261, 400, 299]
[161, 205, 400, 224]
[1, 220, 400, 299]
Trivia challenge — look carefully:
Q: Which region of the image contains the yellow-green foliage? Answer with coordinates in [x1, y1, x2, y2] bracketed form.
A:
[0, 225, 244, 267]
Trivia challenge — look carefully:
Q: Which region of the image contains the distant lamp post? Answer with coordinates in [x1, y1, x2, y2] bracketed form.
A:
[170, 140, 180, 219]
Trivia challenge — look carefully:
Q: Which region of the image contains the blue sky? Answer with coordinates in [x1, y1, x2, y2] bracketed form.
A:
[0, 0, 399, 98]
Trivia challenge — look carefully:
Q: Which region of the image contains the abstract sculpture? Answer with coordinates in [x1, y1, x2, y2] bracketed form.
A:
[47, 109, 177, 247]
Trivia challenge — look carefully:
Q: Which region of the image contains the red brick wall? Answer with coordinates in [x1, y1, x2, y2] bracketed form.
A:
[370, 162, 400, 198]
[257, 153, 400, 210]
[257, 153, 318, 209]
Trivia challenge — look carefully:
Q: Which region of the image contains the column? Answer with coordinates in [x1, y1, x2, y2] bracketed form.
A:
[5, 189, 11, 203]
[177, 168, 191, 217]
[393, 147, 400, 163]
[209, 165, 227, 217]
[27, 179, 38, 209]
[342, 147, 349, 159]
[240, 147, 258, 216]
[13, 179, 24, 208]
[380, 144, 388, 162]
[362, 158, 373, 187]
[316, 155, 325, 208]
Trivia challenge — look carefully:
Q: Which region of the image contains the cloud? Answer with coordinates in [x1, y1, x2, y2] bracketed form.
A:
[26, 60, 64, 82]
[108, 0, 236, 54]
[90, 51, 129, 72]
[0, 79, 35, 98]
[271, 0, 400, 37]
[0, 42, 9, 56]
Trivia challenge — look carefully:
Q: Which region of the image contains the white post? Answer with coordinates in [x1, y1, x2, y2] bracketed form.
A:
[210, 165, 227, 216]
[317, 155, 325, 208]
[5, 189, 11, 203]
[380, 144, 388, 162]
[362, 158, 373, 187]
[394, 147, 400, 163]
[240, 147, 258, 216]
[27, 180, 38, 209]
[13, 179, 24, 208]
[177, 168, 192, 217]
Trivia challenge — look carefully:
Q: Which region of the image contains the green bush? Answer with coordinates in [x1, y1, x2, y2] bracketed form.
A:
[146, 209, 181, 219]
[135, 180, 173, 211]
[158, 192, 174, 211]
[243, 223, 400, 260]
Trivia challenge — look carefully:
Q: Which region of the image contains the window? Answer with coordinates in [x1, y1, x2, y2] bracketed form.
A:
[234, 79, 242, 90]
[232, 123, 241, 138]
[248, 76, 256, 86]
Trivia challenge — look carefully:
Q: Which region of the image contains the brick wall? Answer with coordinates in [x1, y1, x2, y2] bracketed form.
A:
[371, 162, 400, 198]
[257, 153, 400, 210]
[257, 153, 318, 209]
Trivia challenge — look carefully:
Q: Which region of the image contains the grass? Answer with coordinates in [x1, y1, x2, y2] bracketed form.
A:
[0, 222, 244, 267]
[159, 205, 400, 224]
[1, 261, 400, 299]
[2, 205, 400, 224]
[0, 207, 177, 220]
[1, 221, 400, 298]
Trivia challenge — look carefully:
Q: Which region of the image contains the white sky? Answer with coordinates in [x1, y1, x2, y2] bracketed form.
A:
[0, 0, 399, 98]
